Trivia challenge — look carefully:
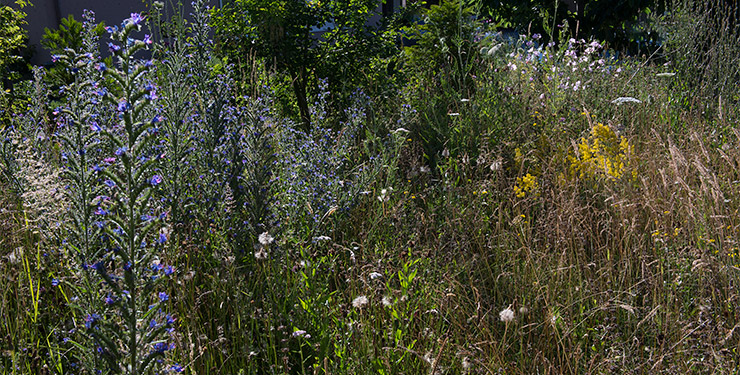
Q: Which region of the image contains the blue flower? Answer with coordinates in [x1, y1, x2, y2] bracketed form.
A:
[51, 278, 59, 287]
[117, 99, 129, 112]
[150, 175, 162, 186]
[151, 342, 170, 353]
[107, 43, 120, 53]
[84, 313, 101, 329]
[129, 13, 143, 25]
[104, 179, 116, 188]
[90, 122, 102, 132]
[158, 292, 168, 302]
[170, 364, 184, 373]
[105, 25, 118, 34]
[158, 232, 167, 244]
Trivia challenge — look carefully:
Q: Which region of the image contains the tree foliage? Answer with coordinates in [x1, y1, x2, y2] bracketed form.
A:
[213, 0, 393, 128]
[0, 0, 29, 84]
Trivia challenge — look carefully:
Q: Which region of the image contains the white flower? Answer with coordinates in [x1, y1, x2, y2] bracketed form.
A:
[611, 96, 642, 105]
[490, 159, 502, 171]
[254, 247, 268, 260]
[392, 127, 410, 134]
[378, 188, 391, 202]
[352, 295, 369, 308]
[313, 235, 331, 242]
[499, 308, 515, 323]
[369, 272, 383, 280]
[292, 330, 310, 338]
[381, 296, 392, 307]
[258, 232, 274, 245]
[420, 165, 430, 173]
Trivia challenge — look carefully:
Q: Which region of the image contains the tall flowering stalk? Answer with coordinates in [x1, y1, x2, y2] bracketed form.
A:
[55, 10, 108, 279]
[76, 12, 177, 374]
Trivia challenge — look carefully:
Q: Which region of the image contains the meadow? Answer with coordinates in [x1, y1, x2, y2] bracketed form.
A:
[1, 0, 739, 373]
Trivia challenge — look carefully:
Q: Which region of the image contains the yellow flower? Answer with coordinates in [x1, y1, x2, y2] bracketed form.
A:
[514, 173, 538, 198]
[568, 122, 634, 181]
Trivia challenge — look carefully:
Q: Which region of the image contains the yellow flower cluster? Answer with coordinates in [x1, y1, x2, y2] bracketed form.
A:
[514, 173, 538, 198]
[568, 122, 634, 181]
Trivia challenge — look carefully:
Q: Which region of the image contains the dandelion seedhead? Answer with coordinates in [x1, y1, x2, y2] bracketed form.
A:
[499, 308, 515, 323]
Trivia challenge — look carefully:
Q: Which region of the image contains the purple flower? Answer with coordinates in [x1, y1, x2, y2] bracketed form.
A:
[90, 122, 102, 132]
[94, 207, 108, 216]
[117, 99, 129, 112]
[130, 13, 143, 25]
[93, 261, 106, 273]
[84, 313, 101, 329]
[158, 292, 168, 302]
[103, 157, 116, 164]
[150, 175, 162, 186]
[104, 179, 116, 188]
[149, 319, 157, 329]
[143, 34, 152, 45]
[158, 232, 167, 244]
[51, 278, 60, 287]
[152, 342, 169, 353]
[115, 146, 127, 155]
[164, 266, 174, 275]
[95, 62, 107, 72]
[107, 43, 121, 53]
[105, 294, 116, 305]
[170, 364, 184, 373]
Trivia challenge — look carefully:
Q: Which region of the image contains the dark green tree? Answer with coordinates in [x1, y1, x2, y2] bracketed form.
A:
[213, 0, 390, 128]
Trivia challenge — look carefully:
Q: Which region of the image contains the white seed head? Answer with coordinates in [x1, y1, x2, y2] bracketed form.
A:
[499, 308, 515, 323]
[352, 295, 369, 308]
[258, 232, 274, 245]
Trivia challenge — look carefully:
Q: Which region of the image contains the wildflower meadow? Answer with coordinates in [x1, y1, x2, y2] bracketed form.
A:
[1, 0, 740, 373]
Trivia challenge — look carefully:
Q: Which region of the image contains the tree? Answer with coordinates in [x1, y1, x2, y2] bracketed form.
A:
[0, 0, 30, 89]
[213, 0, 388, 129]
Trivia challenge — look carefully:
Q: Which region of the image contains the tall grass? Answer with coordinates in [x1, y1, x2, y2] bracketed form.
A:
[2, 0, 740, 374]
